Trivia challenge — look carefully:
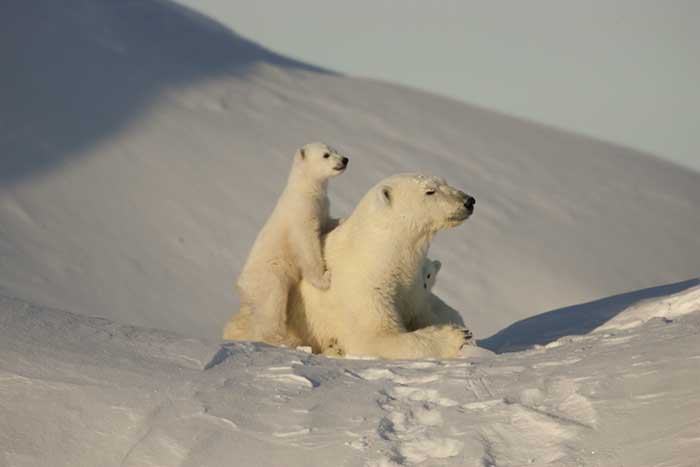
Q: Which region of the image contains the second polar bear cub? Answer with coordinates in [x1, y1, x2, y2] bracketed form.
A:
[234, 142, 348, 344]
[422, 258, 441, 290]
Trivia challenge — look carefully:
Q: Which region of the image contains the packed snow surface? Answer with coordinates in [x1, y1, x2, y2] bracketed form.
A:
[1, 281, 699, 466]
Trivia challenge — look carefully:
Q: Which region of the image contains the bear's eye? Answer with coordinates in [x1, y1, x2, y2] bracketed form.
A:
[427, 273, 431, 278]
[323, 153, 330, 159]
[425, 190, 436, 195]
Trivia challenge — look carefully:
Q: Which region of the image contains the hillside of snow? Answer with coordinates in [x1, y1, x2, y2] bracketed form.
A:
[2, 0, 700, 341]
[1, 280, 699, 466]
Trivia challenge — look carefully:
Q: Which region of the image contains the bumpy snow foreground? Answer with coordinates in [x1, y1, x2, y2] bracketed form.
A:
[2, 281, 698, 467]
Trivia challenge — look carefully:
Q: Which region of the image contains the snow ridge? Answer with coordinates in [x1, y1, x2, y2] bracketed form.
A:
[1, 284, 700, 465]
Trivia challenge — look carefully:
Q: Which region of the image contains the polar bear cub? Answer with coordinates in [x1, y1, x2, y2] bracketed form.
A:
[422, 258, 441, 291]
[407, 257, 468, 333]
[232, 142, 348, 344]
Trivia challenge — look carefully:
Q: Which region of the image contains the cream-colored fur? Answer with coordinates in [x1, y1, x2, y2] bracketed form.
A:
[223, 142, 347, 344]
[405, 258, 468, 332]
[321, 257, 467, 357]
[225, 173, 475, 359]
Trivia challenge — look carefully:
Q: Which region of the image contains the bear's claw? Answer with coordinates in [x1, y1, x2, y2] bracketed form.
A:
[461, 328, 474, 345]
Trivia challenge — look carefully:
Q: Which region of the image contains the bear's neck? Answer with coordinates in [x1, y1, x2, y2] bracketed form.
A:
[286, 167, 327, 196]
[364, 227, 434, 288]
[395, 230, 432, 269]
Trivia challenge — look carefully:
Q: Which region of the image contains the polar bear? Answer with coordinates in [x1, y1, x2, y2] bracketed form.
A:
[224, 142, 348, 344]
[319, 257, 461, 358]
[225, 173, 476, 359]
[404, 257, 468, 333]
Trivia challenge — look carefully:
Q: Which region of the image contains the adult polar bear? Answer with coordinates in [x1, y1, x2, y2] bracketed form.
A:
[224, 174, 476, 359]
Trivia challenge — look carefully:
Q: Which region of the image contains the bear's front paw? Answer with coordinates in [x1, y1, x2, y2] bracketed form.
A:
[461, 328, 474, 347]
[321, 337, 345, 357]
[309, 270, 331, 290]
[428, 325, 473, 357]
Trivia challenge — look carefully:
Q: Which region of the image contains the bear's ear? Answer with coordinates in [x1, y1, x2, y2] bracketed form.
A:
[432, 260, 442, 274]
[377, 186, 392, 207]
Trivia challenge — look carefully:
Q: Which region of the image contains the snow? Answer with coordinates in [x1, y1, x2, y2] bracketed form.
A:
[2, 1, 700, 465]
[1, 283, 699, 466]
[595, 284, 700, 332]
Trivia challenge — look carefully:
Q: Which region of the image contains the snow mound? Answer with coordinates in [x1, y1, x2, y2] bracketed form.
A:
[0, 293, 221, 371]
[2, 287, 700, 466]
[595, 283, 700, 332]
[480, 278, 700, 352]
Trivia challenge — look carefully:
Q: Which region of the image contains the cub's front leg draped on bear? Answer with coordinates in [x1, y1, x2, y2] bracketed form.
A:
[289, 220, 330, 290]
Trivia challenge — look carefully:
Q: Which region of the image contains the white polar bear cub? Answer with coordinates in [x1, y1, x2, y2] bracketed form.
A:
[405, 257, 468, 333]
[422, 258, 441, 291]
[226, 142, 348, 344]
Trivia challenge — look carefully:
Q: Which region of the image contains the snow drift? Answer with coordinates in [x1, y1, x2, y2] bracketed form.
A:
[1, 281, 699, 466]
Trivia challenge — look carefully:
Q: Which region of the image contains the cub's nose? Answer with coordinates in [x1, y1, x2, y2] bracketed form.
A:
[342, 157, 349, 165]
[464, 196, 476, 210]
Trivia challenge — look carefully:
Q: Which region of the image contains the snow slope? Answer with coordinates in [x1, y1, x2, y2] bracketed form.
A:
[1, 281, 699, 466]
[2, 0, 700, 340]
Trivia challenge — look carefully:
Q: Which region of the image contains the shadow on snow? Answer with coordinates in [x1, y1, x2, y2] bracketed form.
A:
[479, 278, 700, 353]
[0, 0, 329, 187]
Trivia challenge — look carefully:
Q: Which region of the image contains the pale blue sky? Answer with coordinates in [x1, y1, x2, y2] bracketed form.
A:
[177, 0, 700, 171]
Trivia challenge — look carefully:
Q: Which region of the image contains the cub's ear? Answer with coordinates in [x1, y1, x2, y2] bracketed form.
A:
[377, 185, 392, 207]
[432, 260, 442, 274]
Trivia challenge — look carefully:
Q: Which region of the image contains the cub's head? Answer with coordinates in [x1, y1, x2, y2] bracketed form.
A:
[422, 259, 441, 290]
[294, 142, 349, 180]
[367, 174, 475, 233]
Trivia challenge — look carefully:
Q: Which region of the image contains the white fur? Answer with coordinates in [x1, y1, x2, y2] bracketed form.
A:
[323, 255, 466, 357]
[223, 142, 347, 344]
[225, 173, 475, 359]
[408, 258, 467, 332]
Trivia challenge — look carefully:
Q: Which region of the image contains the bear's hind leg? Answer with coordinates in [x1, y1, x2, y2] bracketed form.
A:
[248, 273, 292, 346]
[222, 303, 255, 341]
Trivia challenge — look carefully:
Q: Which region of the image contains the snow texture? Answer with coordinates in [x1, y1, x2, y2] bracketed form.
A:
[1, 283, 699, 466]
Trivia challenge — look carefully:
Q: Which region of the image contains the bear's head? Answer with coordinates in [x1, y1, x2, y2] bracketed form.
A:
[294, 142, 349, 180]
[422, 259, 441, 290]
[366, 174, 475, 234]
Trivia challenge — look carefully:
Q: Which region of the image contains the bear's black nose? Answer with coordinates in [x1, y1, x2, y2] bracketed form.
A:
[464, 196, 476, 210]
[342, 157, 349, 165]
